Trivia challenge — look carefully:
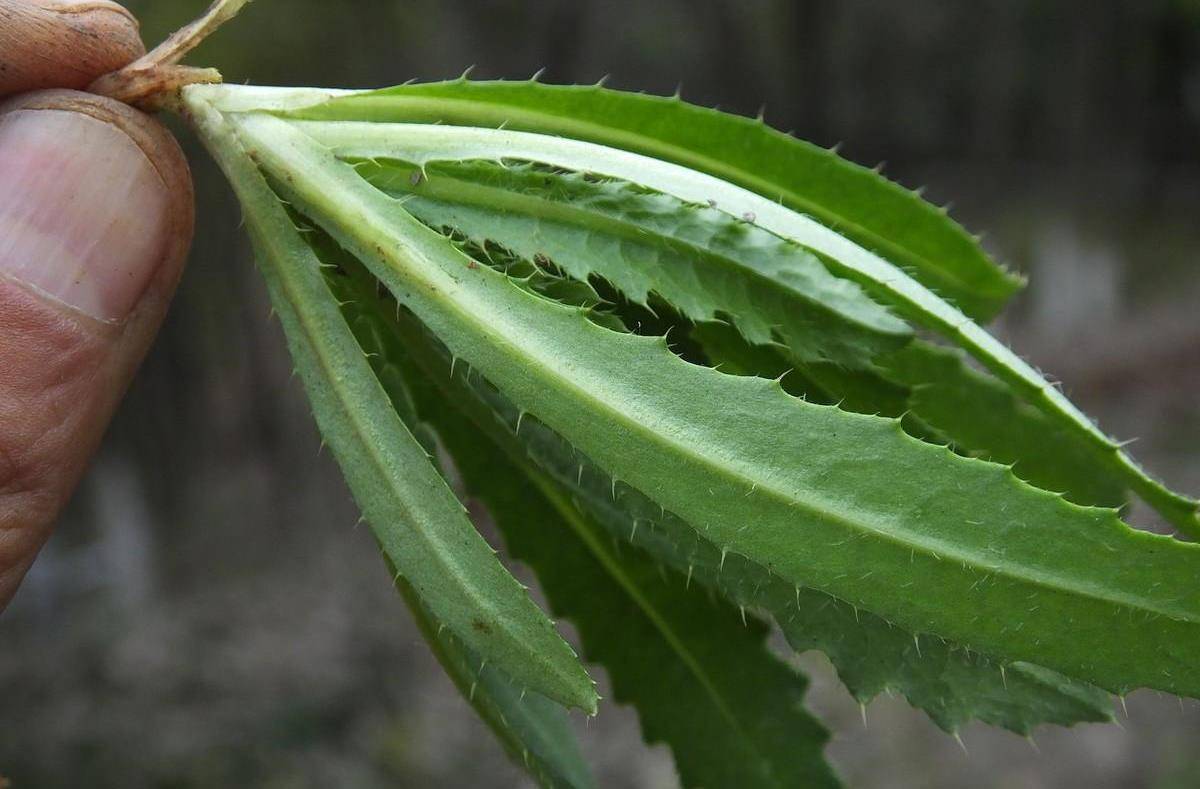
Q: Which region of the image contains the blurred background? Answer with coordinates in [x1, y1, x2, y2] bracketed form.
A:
[2, 0, 1199, 786]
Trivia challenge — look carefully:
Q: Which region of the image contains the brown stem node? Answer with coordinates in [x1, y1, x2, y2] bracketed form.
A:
[87, 0, 252, 110]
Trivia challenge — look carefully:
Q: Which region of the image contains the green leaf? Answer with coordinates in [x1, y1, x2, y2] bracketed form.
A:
[880, 342, 1128, 509]
[329, 259, 596, 789]
[330, 243, 837, 787]
[355, 157, 910, 371]
[292, 78, 1023, 322]
[392, 573, 595, 789]
[362, 153, 1120, 510]
[184, 94, 597, 713]
[374, 295, 1114, 737]
[218, 107, 1200, 700]
[276, 91, 1197, 534]
[397, 354, 838, 789]
[694, 323, 1125, 510]
[477, 474, 839, 789]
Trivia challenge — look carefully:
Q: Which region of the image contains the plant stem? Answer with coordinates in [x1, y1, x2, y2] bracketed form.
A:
[88, 0, 254, 109]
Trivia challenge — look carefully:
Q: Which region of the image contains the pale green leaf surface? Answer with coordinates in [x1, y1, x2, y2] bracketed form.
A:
[372, 151, 1125, 510]
[225, 109, 1200, 699]
[397, 360, 838, 788]
[185, 93, 597, 713]
[356, 158, 909, 370]
[278, 105, 1197, 534]
[332, 254, 837, 787]
[377, 294, 1115, 736]
[694, 324, 1125, 509]
[290, 78, 1022, 321]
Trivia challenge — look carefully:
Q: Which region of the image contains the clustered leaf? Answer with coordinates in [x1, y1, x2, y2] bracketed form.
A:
[181, 79, 1199, 788]
[369, 279, 1115, 738]
[289, 85, 1200, 534]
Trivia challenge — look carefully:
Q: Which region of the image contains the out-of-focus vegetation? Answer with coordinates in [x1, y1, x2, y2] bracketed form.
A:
[1, 2, 1198, 787]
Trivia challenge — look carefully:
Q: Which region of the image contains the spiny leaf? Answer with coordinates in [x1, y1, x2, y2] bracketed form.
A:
[331, 265, 596, 789]
[355, 157, 910, 370]
[398, 355, 838, 789]
[880, 342, 1128, 509]
[185, 94, 597, 713]
[332, 252, 837, 787]
[278, 100, 1198, 534]
[327, 246, 839, 787]
[392, 573, 595, 789]
[692, 322, 1125, 510]
[373, 292, 1114, 737]
[469, 470, 839, 789]
[289, 78, 1023, 321]
[365, 154, 1121, 510]
[224, 109, 1200, 699]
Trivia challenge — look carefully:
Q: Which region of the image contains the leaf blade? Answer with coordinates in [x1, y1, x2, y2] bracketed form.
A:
[286, 110, 1198, 535]
[230, 110, 1200, 699]
[184, 91, 597, 713]
[392, 573, 596, 789]
[408, 368, 839, 789]
[376, 290, 1115, 737]
[358, 158, 909, 370]
[293, 79, 1023, 321]
[331, 248, 837, 787]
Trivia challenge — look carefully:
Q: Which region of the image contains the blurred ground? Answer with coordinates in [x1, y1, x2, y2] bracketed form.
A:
[2, 1, 1199, 786]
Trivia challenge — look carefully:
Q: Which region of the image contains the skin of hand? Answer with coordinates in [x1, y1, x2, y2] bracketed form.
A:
[0, 0, 194, 611]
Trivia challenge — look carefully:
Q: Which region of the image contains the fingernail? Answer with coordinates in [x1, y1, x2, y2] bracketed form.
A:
[0, 108, 171, 322]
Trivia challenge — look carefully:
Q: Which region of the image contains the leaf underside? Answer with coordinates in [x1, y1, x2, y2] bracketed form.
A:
[355, 266, 1115, 738]
[393, 572, 596, 789]
[292, 78, 1024, 322]
[181, 80, 1200, 789]
[186, 92, 597, 714]
[355, 157, 1127, 512]
[330, 253, 839, 787]
[285, 84, 1199, 535]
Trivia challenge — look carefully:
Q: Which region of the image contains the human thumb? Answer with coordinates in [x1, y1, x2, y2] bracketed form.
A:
[0, 90, 192, 609]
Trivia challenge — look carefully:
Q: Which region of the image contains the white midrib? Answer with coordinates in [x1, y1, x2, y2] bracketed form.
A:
[231, 111, 1200, 636]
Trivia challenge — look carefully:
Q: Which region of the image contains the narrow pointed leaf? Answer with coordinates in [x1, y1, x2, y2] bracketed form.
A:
[280, 103, 1198, 534]
[221, 108, 1200, 699]
[404, 366, 838, 789]
[374, 295, 1114, 736]
[185, 94, 596, 713]
[290, 78, 1023, 321]
[327, 277, 597, 789]
[392, 573, 595, 789]
[330, 254, 837, 786]
[356, 158, 910, 370]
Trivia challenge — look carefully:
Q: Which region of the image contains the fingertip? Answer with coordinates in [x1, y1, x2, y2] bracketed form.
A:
[0, 0, 146, 97]
[0, 90, 193, 323]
